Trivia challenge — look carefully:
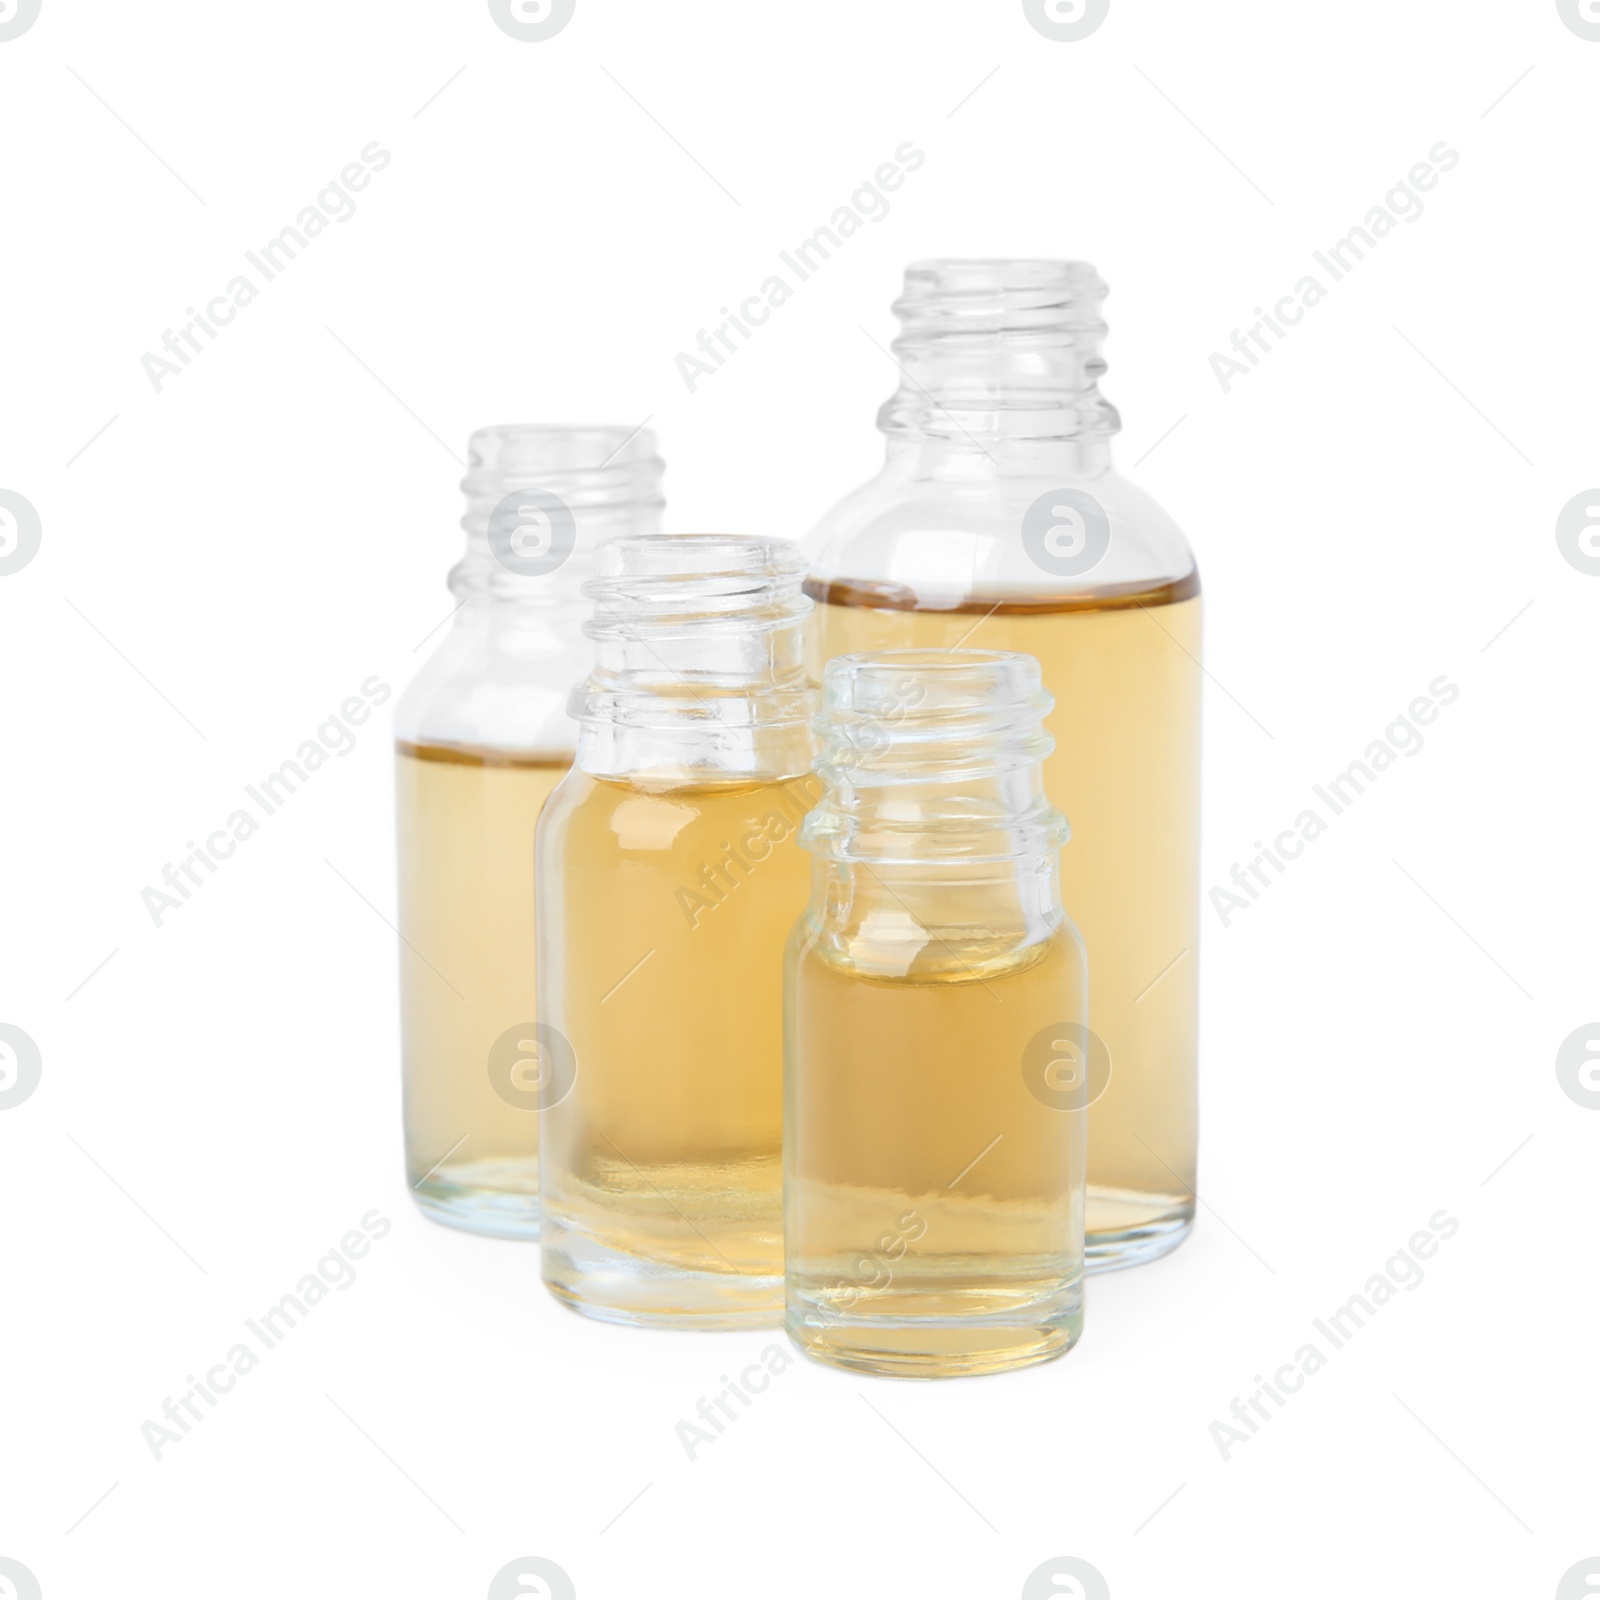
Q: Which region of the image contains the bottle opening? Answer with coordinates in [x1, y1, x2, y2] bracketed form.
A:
[583, 535, 810, 637]
[573, 535, 815, 738]
[452, 423, 666, 599]
[882, 258, 1121, 440]
[804, 648, 1067, 862]
[465, 422, 662, 483]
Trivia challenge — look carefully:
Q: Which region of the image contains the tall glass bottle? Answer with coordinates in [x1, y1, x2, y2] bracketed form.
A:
[803, 261, 1201, 1270]
[395, 424, 664, 1239]
[786, 650, 1088, 1377]
[538, 535, 816, 1327]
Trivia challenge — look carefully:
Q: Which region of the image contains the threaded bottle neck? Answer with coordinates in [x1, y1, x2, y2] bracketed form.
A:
[803, 650, 1068, 864]
[451, 424, 665, 602]
[878, 259, 1121, 447]
[571, 535, 815, 777]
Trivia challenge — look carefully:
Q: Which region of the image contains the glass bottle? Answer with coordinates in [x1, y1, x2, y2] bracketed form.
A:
[394, 424, 665, 1239]
[538, 535, 817, 1328]
[802, 260, 1201, 1271]
[785, 649, 1087, 1377]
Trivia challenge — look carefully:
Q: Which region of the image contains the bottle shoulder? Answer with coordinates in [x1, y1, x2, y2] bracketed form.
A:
[800, 465, 1196, 603]
[393, 608, 588, 755]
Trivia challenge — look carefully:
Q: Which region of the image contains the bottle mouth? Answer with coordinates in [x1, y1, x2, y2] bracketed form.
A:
[460, 422, 665, 523]
[881, 259, 1121, 440]
[804, 648, 1067, 862]
[464, 421, 661, 478]
[574, 535, 814, 731]
[451, 423, 666, 601]
[583, 535, 810, 638]
[897, 258, 1109, 323]
[816, 648, 1053, 773]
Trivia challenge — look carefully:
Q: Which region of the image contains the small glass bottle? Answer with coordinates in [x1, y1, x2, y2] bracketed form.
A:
[538, 535, 817, 1327]
[802, 259, 1201, 1270]
[785, 649, 1088, 1377]
[395, 424, 664, 1239]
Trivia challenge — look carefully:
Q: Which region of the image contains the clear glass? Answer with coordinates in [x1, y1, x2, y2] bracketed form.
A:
[802, 259, 1201, 1271]
[785, 650, 1087, 1377]
[538, 535, 816, 1327]
[394, 424, 665, 1239]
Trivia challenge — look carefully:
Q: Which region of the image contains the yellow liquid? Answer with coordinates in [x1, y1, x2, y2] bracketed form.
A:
[395, 740, 568, 1237]
[808, 575, 1202, 1264]
[538, 770, 816, 1327]
[786, 926, 1086, 1377]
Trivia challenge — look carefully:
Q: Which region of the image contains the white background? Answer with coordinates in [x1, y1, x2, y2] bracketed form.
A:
[2, 1, 1597, 1596]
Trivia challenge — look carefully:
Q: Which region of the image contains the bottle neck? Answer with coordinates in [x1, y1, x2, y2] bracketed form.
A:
[877, 258, 1120, 478]
[449, 424, 665, 609]
[800, 650, 1068, 968]
[802, 650, 1066, 869]
[571, 535, 815, 783]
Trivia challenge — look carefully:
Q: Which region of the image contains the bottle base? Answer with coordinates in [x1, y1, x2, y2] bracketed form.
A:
[785, 1288, 1082, 1379]
[1085, 1192, 1195, 1274]
[542, 1214, 783, 1330]
[410, 1157, 541, 1241]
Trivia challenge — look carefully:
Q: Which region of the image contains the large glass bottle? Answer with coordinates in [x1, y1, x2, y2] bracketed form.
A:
[802, 261, 1201, 1270]
[538, 535, 816, 1328]
[394, 424, 664, 1239]
[785, 649, 1088, 1377]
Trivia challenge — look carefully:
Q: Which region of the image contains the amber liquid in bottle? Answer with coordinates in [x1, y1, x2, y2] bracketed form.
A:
[787, 926, 1086, 1376]
[539, 771, 815, 1322]
[396, 739, 569, 1236]
[805, 574, 1202, 1262]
